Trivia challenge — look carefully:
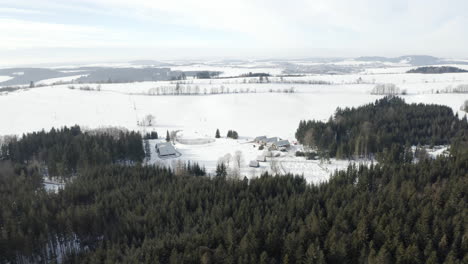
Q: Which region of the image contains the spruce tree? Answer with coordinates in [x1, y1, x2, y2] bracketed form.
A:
[215, 129, 221, 138]
[166, 130, 170, 142]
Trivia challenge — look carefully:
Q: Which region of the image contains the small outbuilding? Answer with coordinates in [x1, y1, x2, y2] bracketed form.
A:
[249, 160, 260, 168]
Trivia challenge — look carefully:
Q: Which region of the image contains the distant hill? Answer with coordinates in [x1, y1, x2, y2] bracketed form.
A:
[76, 67, 183, 83]
[356, 55, 468, 66]
[0, 68, 87, 86]
[407, 66, 468, 74]
[128, 60, 173, 67]
[356, 55, 441, 66]
[0, 67, 190, 86]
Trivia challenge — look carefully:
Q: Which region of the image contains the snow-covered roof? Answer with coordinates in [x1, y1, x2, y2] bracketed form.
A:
[275, 140, 290, 147]
[156, 142, 177, 156]
[266, 137, 280, 143]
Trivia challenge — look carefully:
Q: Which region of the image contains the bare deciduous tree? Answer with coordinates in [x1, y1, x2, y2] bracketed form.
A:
[270, 158, 280, 174]
[170, 131, 178, 144]
[223, 153, 232, 168]
[144, 114, 156, 127]
[233, 150, 244, 169]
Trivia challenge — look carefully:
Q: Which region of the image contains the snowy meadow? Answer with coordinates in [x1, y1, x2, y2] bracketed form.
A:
[1, 59, 467, 183]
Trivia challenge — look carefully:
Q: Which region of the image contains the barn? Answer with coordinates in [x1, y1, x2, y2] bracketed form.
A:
[155, 142, 177, 157]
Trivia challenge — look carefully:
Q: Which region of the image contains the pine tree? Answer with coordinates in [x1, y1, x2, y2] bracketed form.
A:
[166, 130, 170, 142]
[232, 131, 239, 139]
[216, 163, 227, 177]
[215, 129, 221, 138]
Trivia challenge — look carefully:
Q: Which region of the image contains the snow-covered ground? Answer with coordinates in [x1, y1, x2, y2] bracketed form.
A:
[146, 138, 367, 184]
[0, 76, 13, 83]
[43, 178, 66, 193]
[0, 63, 467, 183]
[0, 83, 465, 139]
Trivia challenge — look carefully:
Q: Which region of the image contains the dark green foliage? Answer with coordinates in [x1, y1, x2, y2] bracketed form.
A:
[196, 71, 220, 79]
[296, 97, 468, 158]
[186, 161, 206, 176]
[1, 154, 466, 263]
[215, 129, 221, 138]
[240, 72, 270, 77]
[226, 130, 239, 139]
[407, 66, 468, 74]
[166, 130, 170, 142]
[295, 151, 319, 160]
[0, 126, 145, 177]
[215, 162, 227, 177]
[143, 131, 158, 140]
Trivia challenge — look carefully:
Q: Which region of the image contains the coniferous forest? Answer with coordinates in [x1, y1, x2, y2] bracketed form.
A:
[0, 100, 467, 263]
[1, 126, 145, 177]
[296, 96, 468, 159]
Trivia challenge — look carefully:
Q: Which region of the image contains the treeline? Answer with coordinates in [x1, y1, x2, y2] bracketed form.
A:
[1, 146, 466, 263]
[370, 83, 406, 95]
[0, 126, 145, 177]
[296, 97, 468, 158]
[439, 84, 468, 94]
[407, 66, 468, 74]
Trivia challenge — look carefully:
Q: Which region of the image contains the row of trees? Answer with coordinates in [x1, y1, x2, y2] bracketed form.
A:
[145, 84, 297, 96]
[68, 85, 102, 91]
[370, 83, 406, 95]
[147, 84, 261, 96]
[439, 84, 468, 94]
[296, 97, 468, 159]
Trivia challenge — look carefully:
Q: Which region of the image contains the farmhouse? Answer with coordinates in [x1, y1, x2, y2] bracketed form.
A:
[272, 140, 291, 150]
[254, 136, 267, 143]
[265, 137, 280, 145]
[155, 142, 177, 157]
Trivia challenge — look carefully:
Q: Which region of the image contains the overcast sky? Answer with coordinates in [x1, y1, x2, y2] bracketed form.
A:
[0, 0, 467, 66]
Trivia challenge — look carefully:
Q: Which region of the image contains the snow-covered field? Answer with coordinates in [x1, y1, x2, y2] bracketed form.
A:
[0, 62, 467, 183]
[0, 76, 13, 82]
[147, 138, 367, 184]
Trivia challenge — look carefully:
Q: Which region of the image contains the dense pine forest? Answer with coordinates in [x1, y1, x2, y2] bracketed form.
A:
[296, 96, 468, 159]
[0, 126, 145, 177]
[407, 66, 468, 74]
[0, 101, 467, 263]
